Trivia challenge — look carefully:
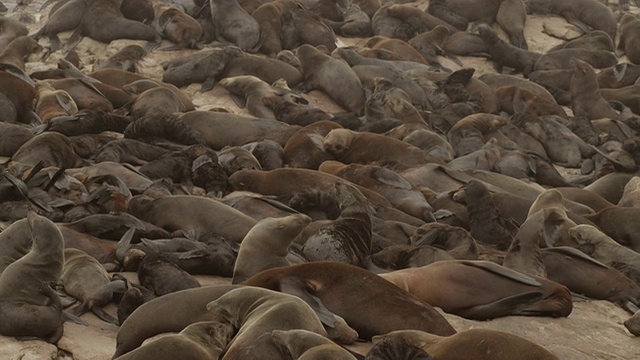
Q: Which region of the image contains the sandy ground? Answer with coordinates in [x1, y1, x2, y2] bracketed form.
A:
[1, 0, 640, 358]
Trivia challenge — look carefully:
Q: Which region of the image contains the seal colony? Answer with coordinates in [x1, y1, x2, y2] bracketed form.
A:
[1, 0, 640, 358]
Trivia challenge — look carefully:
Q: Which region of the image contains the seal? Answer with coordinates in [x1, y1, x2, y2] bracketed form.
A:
[114, 321, 234, 360]
[534, 49, 618, 71]
[32, 0, 87, 50]
[0, 35, 42, 71]
[0, 218, 33, 273]
[618, 14, 640, 65]
[0, 16, 28, 49]
[205, 287, 328, 359]
[251, 0, 299, 56]
[0, 70, 38, 125]
[582, 207, 640, 252]
[218, 75, 283, 119]
[570, 58, 622, 121]
[137, 252, 201, 296]
[283, 120, 342, 169]
[11, 132, 84, 168]
[66, 0, 162, 50]
[271, 329, 358, 360]
[319, 160, 436, 221]
[618, 176, 640, 207]
[447, 113, 506, 157]
[232, 213, 312, 284]
[61, 248, 124, 325]
[324, 128, 444, 166]
[243, 262, 457, 339]
[296, 44, 365, 115]
[380, 260, 573, 319]
[152, 3, 203, 50]
[210, 0, 261, 51]
[128, 195, 257, 243]
[113, 285, 242, 357]
[366, 335, 433, 360]
[0, 212, 65, 343]
[526, 0, 617, 40]
[372, 328, 559, 360]
[35, 81, 78, 124]
[477, 24, 540, 77]
[301, 182, 372, 266]
[0, 122, 34, 157]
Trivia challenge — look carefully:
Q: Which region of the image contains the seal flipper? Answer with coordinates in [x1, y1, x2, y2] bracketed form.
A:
[64, 28, 84, 52]
[91, 306, 120, 325]
[279, 276, 337, 328]
[543, 246, 609, 268]
[200, 76, 217, 92]
[456, 291, 544, 319]
[458, 260, 542, 286]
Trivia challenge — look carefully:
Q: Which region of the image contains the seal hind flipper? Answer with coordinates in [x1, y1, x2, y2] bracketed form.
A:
[458, 260, 542, 286]
[116, 227, 136, 263]
[200, 76, 217, 92]
[91, 306, 120, 325]
[279, 276, 338, 328]
[64, 27, 84, 52]
[229, 92, 247, 108]
[456, 291, 544, 319]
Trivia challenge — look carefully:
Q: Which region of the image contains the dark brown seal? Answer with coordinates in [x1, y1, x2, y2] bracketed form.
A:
[618, 14, 640, 65]
[570, 58, 622, 120]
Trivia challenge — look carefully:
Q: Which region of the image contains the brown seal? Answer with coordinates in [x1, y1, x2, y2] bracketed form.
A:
[113, 285, 241, 358]
[283, 120, 341, 169]
[11, 132, 84, 168]
[319, 160, 436, 222]
[296, 44, 365, 115]
[66, 0, 162, 50]
[0, 122, 34, 156]
[477, 23, 539, 77]
[271, 329, 357, 360]
[570, 58, 622, 121]
[324, 128, 444, 166]
[251, 0, 299, 56]
[232, 213, 311, 284]
[0, 35, 42, 71]
[218, 75, 283, 119]
[447, 113, 506, 157]
[128, 195, 257, 243]
[35, 81, 78, 124]
[210, 0, 261, 51]
[582, 207, 640, 252]
[0, 16, 28, 49]
[0, 218, 32, 273]
[206, 286, 328, 359]
[115, 321, 234, 360]
[243, 262, 457, 339]
[61, 248, 124, 325]
[0, 70, 38, 124]
[32, 0, 87, 50]
[534, 49, 618, 71]
[0, 212, 65, 343]
[152, 3, 203, 50]
[526, 0, 617, 40]
[618, 176, 640, 207]
[618, 14, 640, 65]
[379, 260, 573, 319]
[219, 56, 303, 88]
[136, 251, 201, 296]
[373, 328, 559, 360]
[365, 36, 429, 65]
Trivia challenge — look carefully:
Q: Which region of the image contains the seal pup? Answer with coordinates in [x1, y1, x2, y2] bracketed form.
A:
[61, 248, 125, 325]
[0, 35, 41, 71]
[205, 286, 328, 359]
[114, 321, 234, 360]
[477, 24, 540, 77]
[379, 260, 573, 320]
[243, 262, 457, 339]
[137, 252, 201, 296]
[0, 212, 64, 343]
[210, 0, 261, 51]
[271, 329, 357, 360]
[296, 44, 365, 115]
[34, 81, 78, 124]
[97, 45, 147, 72]
[232, 213, 312, 284]
[372, 329, 559, 360]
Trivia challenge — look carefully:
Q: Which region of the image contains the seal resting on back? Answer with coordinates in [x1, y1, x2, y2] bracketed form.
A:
[243, 262, 457, 339]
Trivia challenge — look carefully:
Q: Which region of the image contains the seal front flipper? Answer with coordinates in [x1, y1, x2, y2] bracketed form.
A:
[279, 276, 337, 327]
[543, 246, 609, 269]
[559, 12, 592, 34]
[64, 28, 84, 52]
[200, 76, 217, 92]
[456, 291, 544, 319]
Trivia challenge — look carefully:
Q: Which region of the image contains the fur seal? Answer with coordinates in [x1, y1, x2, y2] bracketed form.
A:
[114, 321, 234, 360]
[283, 120, 341, 169]
[35, 81, 78, 124]
[380, 260, 573, 319]
[66, 0, 162, 50]
[137, 252, 201, 296]
[272, 329, 357, 359]
[232, 213, 312, 284]
[373, 329, 559, 360]
[244, 262, 456, 338]
[570, 58, 622, 120]
[205, 287, 328, 359]
[33, 0, 87, 50]
[11, 132, 84, 168]
[447, 113, 506, 157]
[0, 212, 64, 343]
[210, 0, 261, 51]
[61, 248, 124, 325]
[526, 0, 617, 40]
[0, 35, 41, 71]
[324, 128, 444, 166]
[128, 195, 257, 243]
[296, 44, 365, 115]
[477, 24, 539, 76]
[113, 285, 241, 357]
[0, 122, 34, 156]
[152, 3, 203, 50]
[582, 207, 640, 252]
[0, 70, 38, 124]
[618, 14, 640, 65]
[0, 16, 28, 49]
[534, 49, 618, 71]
